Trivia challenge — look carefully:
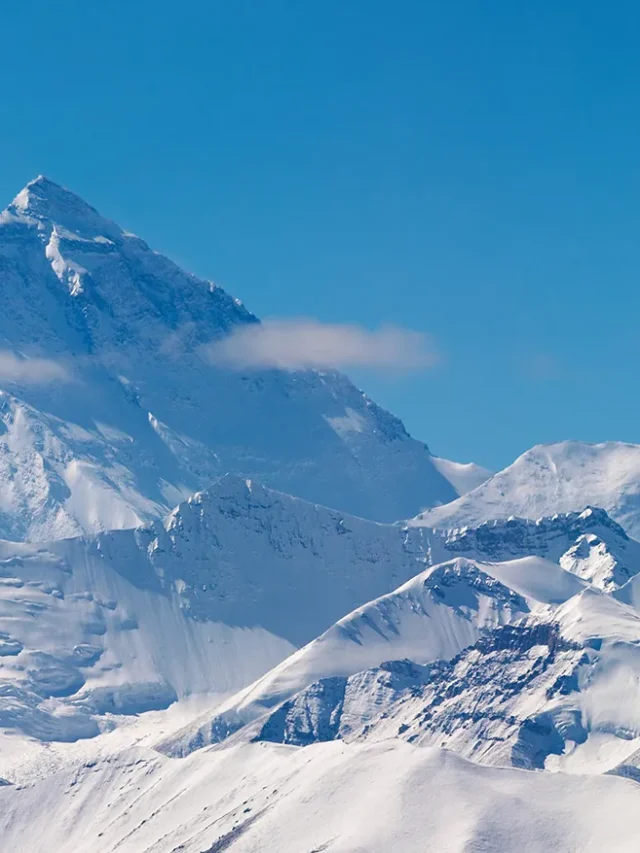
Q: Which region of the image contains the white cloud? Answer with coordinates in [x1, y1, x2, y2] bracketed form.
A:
[0, 351, 71, 385]
[205, 318, 439, 372]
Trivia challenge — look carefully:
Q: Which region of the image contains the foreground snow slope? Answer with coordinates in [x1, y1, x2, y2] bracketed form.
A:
[0, 175, 468, 540]
[415, 441, 640, 539]
[0, 740, 638, 853]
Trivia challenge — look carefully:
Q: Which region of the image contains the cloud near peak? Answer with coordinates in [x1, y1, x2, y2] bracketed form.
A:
[0, 351, 72, 385]
[205, 318, 439, 373]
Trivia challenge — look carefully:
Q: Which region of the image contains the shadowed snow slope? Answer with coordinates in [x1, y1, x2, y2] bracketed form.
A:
[0, 530, 296, 744]
[415, 441, 640, 539]
[0, 740, 639, 853]
[0, 176, 467, 540]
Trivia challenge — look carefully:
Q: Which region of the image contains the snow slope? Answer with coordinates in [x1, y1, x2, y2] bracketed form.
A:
[159, 554, 585, 756]
[2, 476, 639, 751]
[237, 581, 640, 776]
[0, 530, 295, 744]
[415, 441, 640, 538]
[1, 740, 639, 853]
[0, 175, 467, 540]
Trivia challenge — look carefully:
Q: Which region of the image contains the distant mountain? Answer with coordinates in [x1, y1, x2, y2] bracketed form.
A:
[414, 440, 640, 538]
[0, 175, 475, 540]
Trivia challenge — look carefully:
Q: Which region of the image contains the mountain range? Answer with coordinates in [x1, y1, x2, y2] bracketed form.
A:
[0, 177, 639, 852]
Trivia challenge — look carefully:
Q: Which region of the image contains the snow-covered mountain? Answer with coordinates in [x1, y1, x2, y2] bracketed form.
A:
[415, 440, 640, 538]
[442, 506, 640, 591]
[3, 175, 640, 851]
[3, 538, 640, 851]
[0, 175, 478, 541]
[1, 489, 640, 850]
[304, 588, 640, 775]
[158, 554, 571, 756]
[0, 475, 429, 748]
[1, 476, 636, 751]
[181, 555, 640, 780]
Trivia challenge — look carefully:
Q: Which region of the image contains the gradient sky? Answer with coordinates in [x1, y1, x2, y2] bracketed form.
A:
[1, 1, 639, 470]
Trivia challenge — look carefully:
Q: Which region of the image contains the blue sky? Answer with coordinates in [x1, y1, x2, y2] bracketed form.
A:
[1, 1, 639, 470]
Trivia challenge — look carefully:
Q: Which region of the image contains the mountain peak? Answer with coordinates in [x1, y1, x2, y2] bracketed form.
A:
[7, 175, 121, 239]
[412, 439, 640, 539]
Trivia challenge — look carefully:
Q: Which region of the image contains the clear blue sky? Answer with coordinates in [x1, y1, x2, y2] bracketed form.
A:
[1, 1, 639, 470]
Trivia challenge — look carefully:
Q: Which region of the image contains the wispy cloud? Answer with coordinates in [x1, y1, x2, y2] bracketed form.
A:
[205, 318, 440, 373]
[521, 352, 567, 381]
[0, 351, 72, 385]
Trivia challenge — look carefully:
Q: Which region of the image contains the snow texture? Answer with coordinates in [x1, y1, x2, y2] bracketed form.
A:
[1, 740, 639, 853]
